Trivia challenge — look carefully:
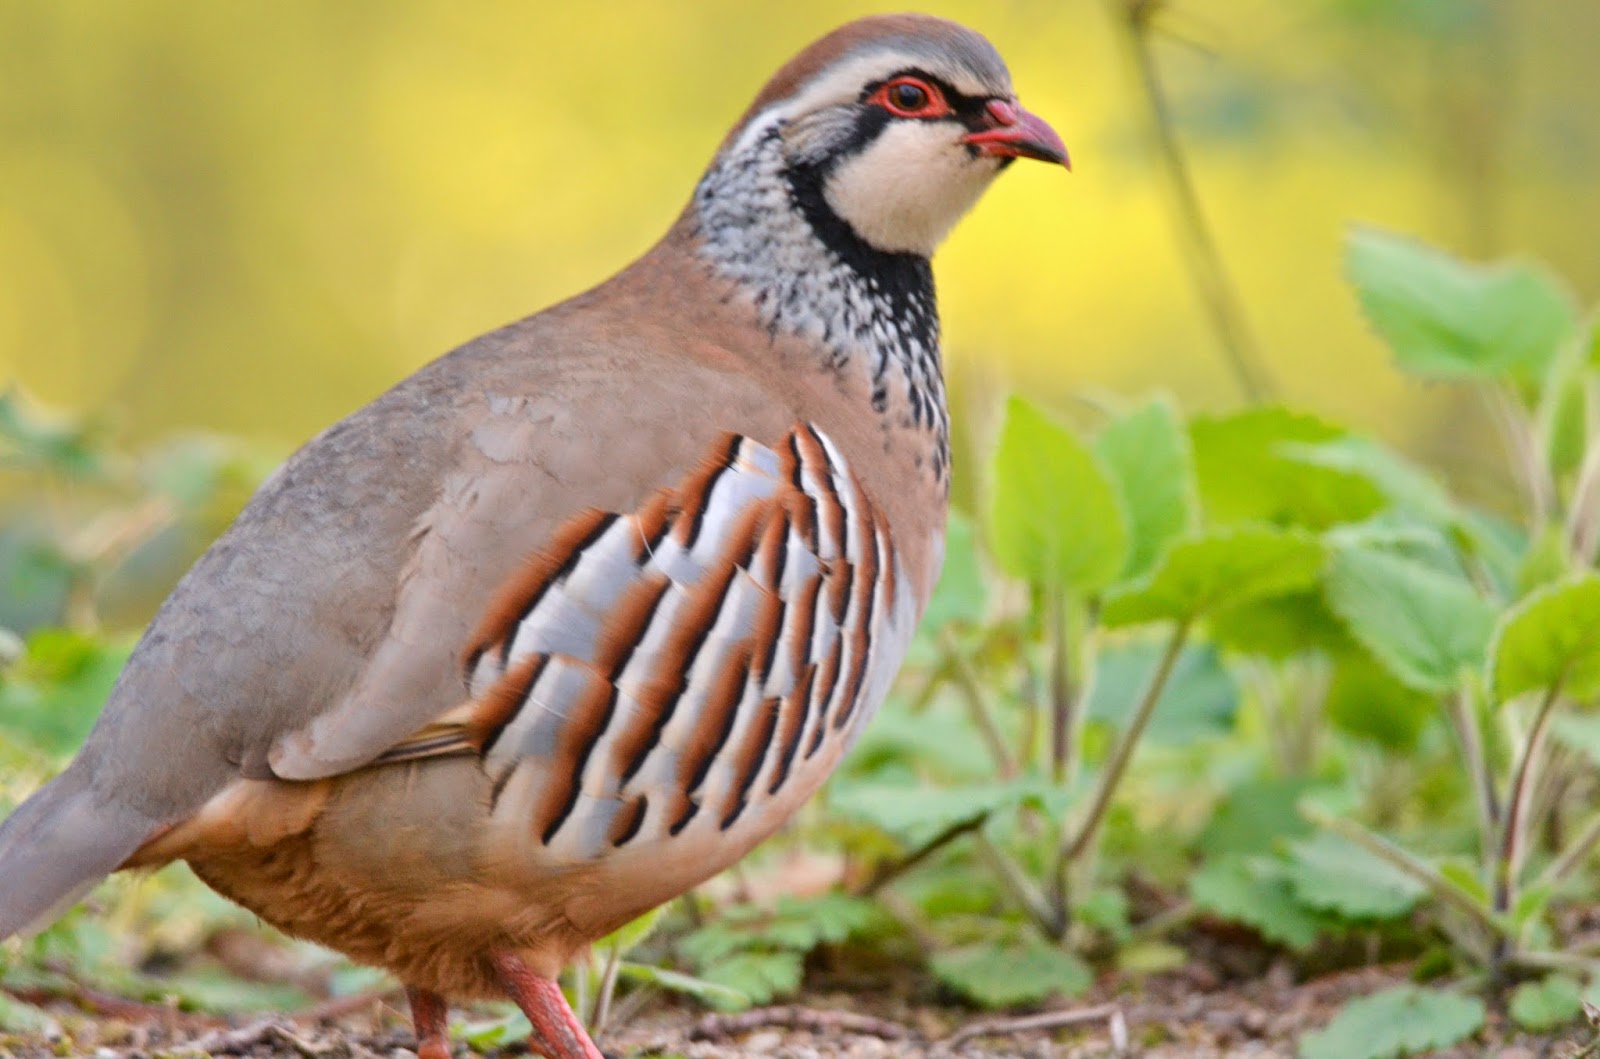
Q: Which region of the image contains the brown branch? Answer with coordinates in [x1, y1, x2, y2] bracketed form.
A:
[944, 1002, 1125, 1049]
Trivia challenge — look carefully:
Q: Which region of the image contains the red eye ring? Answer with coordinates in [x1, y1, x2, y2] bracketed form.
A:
[870, 76, 949, 119]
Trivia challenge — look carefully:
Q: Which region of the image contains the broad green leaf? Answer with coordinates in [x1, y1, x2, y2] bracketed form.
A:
[1285, 833, 1427, 920]
[1189, 407, 1383, 529]
[1094, 398, 1196, 580]
[617, 962, 752, 1010]
[1517, 524, 1573, 596]
[1087, 640, 1238, 744]
[921, 511, 987, 629]
[1509, 975, 1583, 1031]
[1190, 855, 1323, 949]
[1299, 985, 1485, 1059]
[1489, 574, 1600, 703]
[595, 907, 663, 957]
[1325, 545, 1497, 693]
[1207, 590, 1352, 658]
[986, 397, 1127, 593]
[1278, 436, 1455, 527]
[690, 951, 802, 1009]
[1346, 226, 1576, 387]
[1325, 650, 1433, 751]
[1102, 527, 1324, 628]
[0, 991, 52, 1033]
[1199, 777, 1318, 858]
[930, 940, 1091, 1008]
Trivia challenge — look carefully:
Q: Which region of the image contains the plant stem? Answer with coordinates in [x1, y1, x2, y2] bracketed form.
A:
[1059, 620, 1189, 867]
[1483, 383, 1552, 534]
[1537, 805, 1600, 892]
[592, 944, 623, 1033]
[1495, 683, 1563, 916]
[1302, 804, 1508, 941]
[859, 812, 990, 896]
[974, 831, 1062, 939]
[942, 632, 1019, 778]
[1110, 0, 1276, 402]
[1445, 687, 1500, 870]
[1048, 592, 1078, 786]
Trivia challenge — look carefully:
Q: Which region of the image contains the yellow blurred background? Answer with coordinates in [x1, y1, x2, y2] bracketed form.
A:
[1, 0, 1596, 473]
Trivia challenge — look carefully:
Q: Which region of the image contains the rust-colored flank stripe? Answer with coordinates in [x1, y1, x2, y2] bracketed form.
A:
[786, 572, 823, 686]
[795, 429, 846, 556]
[609, 793, 649, 848]
[768, 663, 816, 795]
[722, 695, 780, 829]
[632, 490, 675, 562]
[807, 632, 844, 756]
[834, 506, 881, 732]
[678, 645, 754, 802]
[783, 434, 822, 554]
[534, 671, 619, 845]
[672, 433, 744, 550]
[610, 558, 742, 785]
[473, 654, 550, 754]
[593, 572, 672, 680]
[463, 508, 617, 672]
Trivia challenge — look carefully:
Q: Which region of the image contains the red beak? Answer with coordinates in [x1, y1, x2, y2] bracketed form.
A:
[961, 99, 1070, 169]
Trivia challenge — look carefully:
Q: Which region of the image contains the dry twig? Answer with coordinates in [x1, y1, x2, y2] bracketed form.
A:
[690, 1004, 913, 1042]
[943, 1002, 1124, 1049]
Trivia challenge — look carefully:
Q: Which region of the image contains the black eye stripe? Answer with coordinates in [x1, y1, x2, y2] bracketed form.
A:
[861, 68, 991, 118]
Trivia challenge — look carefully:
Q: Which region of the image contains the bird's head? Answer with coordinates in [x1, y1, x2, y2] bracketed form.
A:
[714, 13, 1068, 258]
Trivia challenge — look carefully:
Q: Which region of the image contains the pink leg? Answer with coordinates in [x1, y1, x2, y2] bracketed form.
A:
[407, 986, 452, 1059]
[489, 952, 605, 1059]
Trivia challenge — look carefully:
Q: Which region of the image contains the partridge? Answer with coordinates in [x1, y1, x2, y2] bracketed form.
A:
[0, 14, 1066, 1059]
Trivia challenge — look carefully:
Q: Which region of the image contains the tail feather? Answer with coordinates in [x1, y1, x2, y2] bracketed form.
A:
[0, 767, 158, 940]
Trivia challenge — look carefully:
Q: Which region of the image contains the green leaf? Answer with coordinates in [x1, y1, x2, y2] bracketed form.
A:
[829, 778, 1059, 844]
[617, 962, 753, 1010]
[1190, 855, 1323, 949]
[921, 511, 987, 629]
[1103, 527, 1324, 628]
[1346, 226, 1576, 387]
[1551, 714, 1600, 769]
[692, 951, 803, 1009]
[931, 940, 1091, 1008]
[1087, 640, 1238, 744]
[1094, 398, 1196, 581]
[1489, 574, 1600, 703]
[0, 388, 108, 480]
[1278, 436, 1456, 527]
[1299, 985, 1485, 1059]
[595, 907, 662, 958]
[1545, 370, 1589, 480]
[0, 628, 134, 755]
[1325, 545, 1498, 693]
[1509, 975, 1583, 1031]
[1199, 777, 1318, 858]
[986, 397, 1127, 593]
[1285, 833, 1427, 920]
[1190, 407, 1383, 529]
[1207, 590, 1352, 658]
[1325, 651, 1434, 751]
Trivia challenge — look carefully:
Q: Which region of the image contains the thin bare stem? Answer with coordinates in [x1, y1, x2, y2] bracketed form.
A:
[860, 812, 989, 896]
[1538, 805, 1600, 892]
[1496, 684, 1564, 914]
[1570, 431, 1600, 565]
[1049, 592, 1074, 785]
[1060, 621, 1189, 866]
[592, 944, 623, 1033]
[942, 632, 1019, 778]
[974, 831, 1062, 939]
[1482, 384, 1552, 533]
[1110, 0, 1276, 402]
[1445, 688, 1500, 869]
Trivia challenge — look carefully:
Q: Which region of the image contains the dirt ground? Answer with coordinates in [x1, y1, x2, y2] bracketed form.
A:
[3, 963, 1595, 1059]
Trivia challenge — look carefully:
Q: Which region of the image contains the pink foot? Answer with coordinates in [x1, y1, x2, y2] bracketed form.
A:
[489, 952, 605, 1059]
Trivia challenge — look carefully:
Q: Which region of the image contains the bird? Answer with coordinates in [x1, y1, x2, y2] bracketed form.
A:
[0, 14, 1066, 1059]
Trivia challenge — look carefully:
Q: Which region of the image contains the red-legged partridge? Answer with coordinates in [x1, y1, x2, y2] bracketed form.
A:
[0, 14, 1066, 1059]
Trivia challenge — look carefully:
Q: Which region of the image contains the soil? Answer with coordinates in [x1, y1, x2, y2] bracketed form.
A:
[2, 963, 1594, 1059]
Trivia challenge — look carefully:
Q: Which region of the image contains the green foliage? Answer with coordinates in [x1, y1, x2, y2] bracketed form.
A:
[1325, 545, 1497, 692]
[678, 895, 882, 1009]
[1094, 398, 1196, 580]
[986, 396, 1127, 593]
[1489, 574, 1600, 702]
[1190, 856, 1325, 949]
[930, 939, 1091, 1008]
[1189, 407, 1382, 529]
[1284, 833, 1426, 920]
[1346, 226, 1576, 387]
[1103, 527, 1324, 627]
[1299, 985, 1485, 1059]
[0, 628, 133, 754]
[1508, 975, 1584, 1031]
[1087, 641, 1238, 744]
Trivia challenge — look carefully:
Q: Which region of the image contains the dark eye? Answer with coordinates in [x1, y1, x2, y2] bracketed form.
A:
[890, 82, 928, 112]
[873, 76, 945, 118]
